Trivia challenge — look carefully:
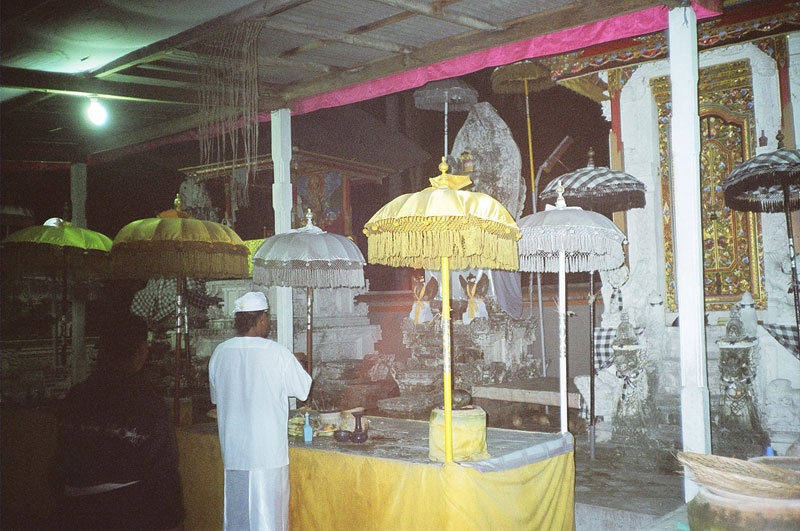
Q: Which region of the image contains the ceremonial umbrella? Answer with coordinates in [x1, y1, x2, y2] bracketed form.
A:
[517, 185, 626, 434]
[491, 60, 554, 212]
[413, 79, 478, 159]
[364, 159, 520, 462]
[252, 209, 365, 375]
[540, 148, 645, 457]
[539, 148, 646, 212]
[2, 217, 112, 364]
[111, 195, 249, 423]
[723, 131, 800, 335]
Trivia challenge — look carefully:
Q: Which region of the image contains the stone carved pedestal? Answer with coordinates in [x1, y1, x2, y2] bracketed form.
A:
[378, 299, 539, 419]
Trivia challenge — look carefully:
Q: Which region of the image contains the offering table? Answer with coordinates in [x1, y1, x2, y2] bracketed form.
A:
[178, 417, 574, 530]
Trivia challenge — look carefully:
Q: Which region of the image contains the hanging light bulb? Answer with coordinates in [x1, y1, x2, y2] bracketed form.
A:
[86, 97, 108, 126]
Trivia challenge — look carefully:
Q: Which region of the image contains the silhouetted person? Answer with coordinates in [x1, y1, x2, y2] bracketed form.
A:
[49, 313, 184, 530]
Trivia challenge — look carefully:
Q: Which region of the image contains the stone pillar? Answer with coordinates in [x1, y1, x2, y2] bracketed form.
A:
[669, 5, 712, 501]
[70, 162, 88, 384]
[271, 108, 294, 352]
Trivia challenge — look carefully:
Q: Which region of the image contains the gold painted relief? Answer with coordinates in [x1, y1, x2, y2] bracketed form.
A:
[650, 59, 766, 312]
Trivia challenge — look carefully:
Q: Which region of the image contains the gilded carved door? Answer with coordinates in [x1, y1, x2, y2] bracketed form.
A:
[652, 59, 766, 312]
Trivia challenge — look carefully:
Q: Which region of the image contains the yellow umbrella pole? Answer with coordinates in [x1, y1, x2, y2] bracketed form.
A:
[524, 79, 536, 212]
[441, 256, 453, 463]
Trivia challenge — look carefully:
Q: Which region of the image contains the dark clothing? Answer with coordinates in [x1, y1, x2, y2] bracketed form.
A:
[49, 368, 184, 530]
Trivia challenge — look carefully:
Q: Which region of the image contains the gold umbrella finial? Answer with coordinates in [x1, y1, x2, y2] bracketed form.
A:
[174, 193, 182, 212]
[305, 208, 314, 227]
[429, 157, 472, 190]
[587, 147, 595, 168]
[777, 130, 785, 149]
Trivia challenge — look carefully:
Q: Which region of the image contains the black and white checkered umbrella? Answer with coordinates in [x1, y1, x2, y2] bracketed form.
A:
[539, 149, 646, 213]
[723, 143, 800, 213]
[723, 131, 800, 335]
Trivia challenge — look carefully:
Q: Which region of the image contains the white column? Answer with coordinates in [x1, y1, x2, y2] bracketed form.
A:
[271, 109, 294, 353]
[70, 163, 88, 383]
[669, 6, 711, 502]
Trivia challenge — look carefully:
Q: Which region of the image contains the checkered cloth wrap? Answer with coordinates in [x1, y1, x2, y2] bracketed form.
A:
[592, 327, 646, 372]
[130, 278, 219, 327]
[762, 323, 800, 360]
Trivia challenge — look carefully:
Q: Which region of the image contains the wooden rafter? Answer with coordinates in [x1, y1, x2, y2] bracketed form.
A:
[371, 0, 502, 31]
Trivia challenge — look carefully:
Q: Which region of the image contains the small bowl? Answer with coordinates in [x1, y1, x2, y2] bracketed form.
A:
[333, 430, 352, 442]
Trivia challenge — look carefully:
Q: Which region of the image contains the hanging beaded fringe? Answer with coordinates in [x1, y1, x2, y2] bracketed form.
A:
[112, 245, 249, 280]
[366, 229, 518, 271]
[252, 262, 364, 288]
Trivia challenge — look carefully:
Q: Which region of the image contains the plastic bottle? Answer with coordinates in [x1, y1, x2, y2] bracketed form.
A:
[303, 412, 313, 443]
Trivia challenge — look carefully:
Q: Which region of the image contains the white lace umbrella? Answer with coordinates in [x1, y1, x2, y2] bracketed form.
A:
[517, 186, 626, 433]
[252, 209, 365, 374]
[540, 147, 645, 457]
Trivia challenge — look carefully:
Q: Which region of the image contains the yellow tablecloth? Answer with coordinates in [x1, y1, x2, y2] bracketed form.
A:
[290, 446, 573, 530]
[178, 418, 574, 531]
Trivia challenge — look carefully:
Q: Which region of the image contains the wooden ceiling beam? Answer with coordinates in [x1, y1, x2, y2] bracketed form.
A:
[180, 48, 334, 74]
[90, 0, 313, 78]
[260, 18, 414, 54]
[371, 0, 502, 31]
[83, 0, 669, 157]
[0, 66, 198, 104]
[276, 0, 665, 103]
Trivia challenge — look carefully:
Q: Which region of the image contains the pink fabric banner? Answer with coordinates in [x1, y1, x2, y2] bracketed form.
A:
[92, 2, 719, 165]
[290, 2, 719, 117]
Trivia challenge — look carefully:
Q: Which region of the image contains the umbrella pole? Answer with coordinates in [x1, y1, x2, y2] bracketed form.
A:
[559, 250, 568, 433]
[589, 272, 596, 460]
[441, 256, 454, 463]
[173, 273, 185, 425]
[783, 184, 800, 338]
[443, 94, 449, 159]
[307, 287, 313, 376]
[524, 79, 536, 214]
[524, 78, 548, 381]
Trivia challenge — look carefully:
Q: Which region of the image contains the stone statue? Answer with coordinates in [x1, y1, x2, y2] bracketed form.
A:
[718, 344, 760, 432]
[724, 305, 745, 343]
[738, 291, 758, 339]
[613, 311, 638, 347]
[459, 273, 489, 324]
[409, 275, 437, 324]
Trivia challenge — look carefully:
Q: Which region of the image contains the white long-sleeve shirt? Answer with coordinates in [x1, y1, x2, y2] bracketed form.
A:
[209, 336, 312, 470]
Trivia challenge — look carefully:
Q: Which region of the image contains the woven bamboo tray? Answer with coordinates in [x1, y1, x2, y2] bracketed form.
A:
[677, 451, 800, 499]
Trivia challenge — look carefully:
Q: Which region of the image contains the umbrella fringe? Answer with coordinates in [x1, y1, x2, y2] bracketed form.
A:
[367, 230, 519, 271]
[252, 266, 364, 288]
[519, 252, 623, 274]
[518, 228, 625, 273]
[112, 249, 249, 280]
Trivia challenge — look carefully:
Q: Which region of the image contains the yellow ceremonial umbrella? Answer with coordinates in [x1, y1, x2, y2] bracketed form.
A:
[111, 195, 249, 423]
[363, 159, 520, 462]
[2, 217, 112, 364]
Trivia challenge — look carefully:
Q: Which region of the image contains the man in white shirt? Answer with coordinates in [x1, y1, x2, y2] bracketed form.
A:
[209, 291, 312, 531]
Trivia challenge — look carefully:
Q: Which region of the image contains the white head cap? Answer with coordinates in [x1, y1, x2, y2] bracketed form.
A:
[234, 291, 269, 313]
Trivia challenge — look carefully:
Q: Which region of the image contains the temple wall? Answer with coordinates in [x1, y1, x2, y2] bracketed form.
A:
[605, 41, 786, 329]
[592, 39, 800, 452]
